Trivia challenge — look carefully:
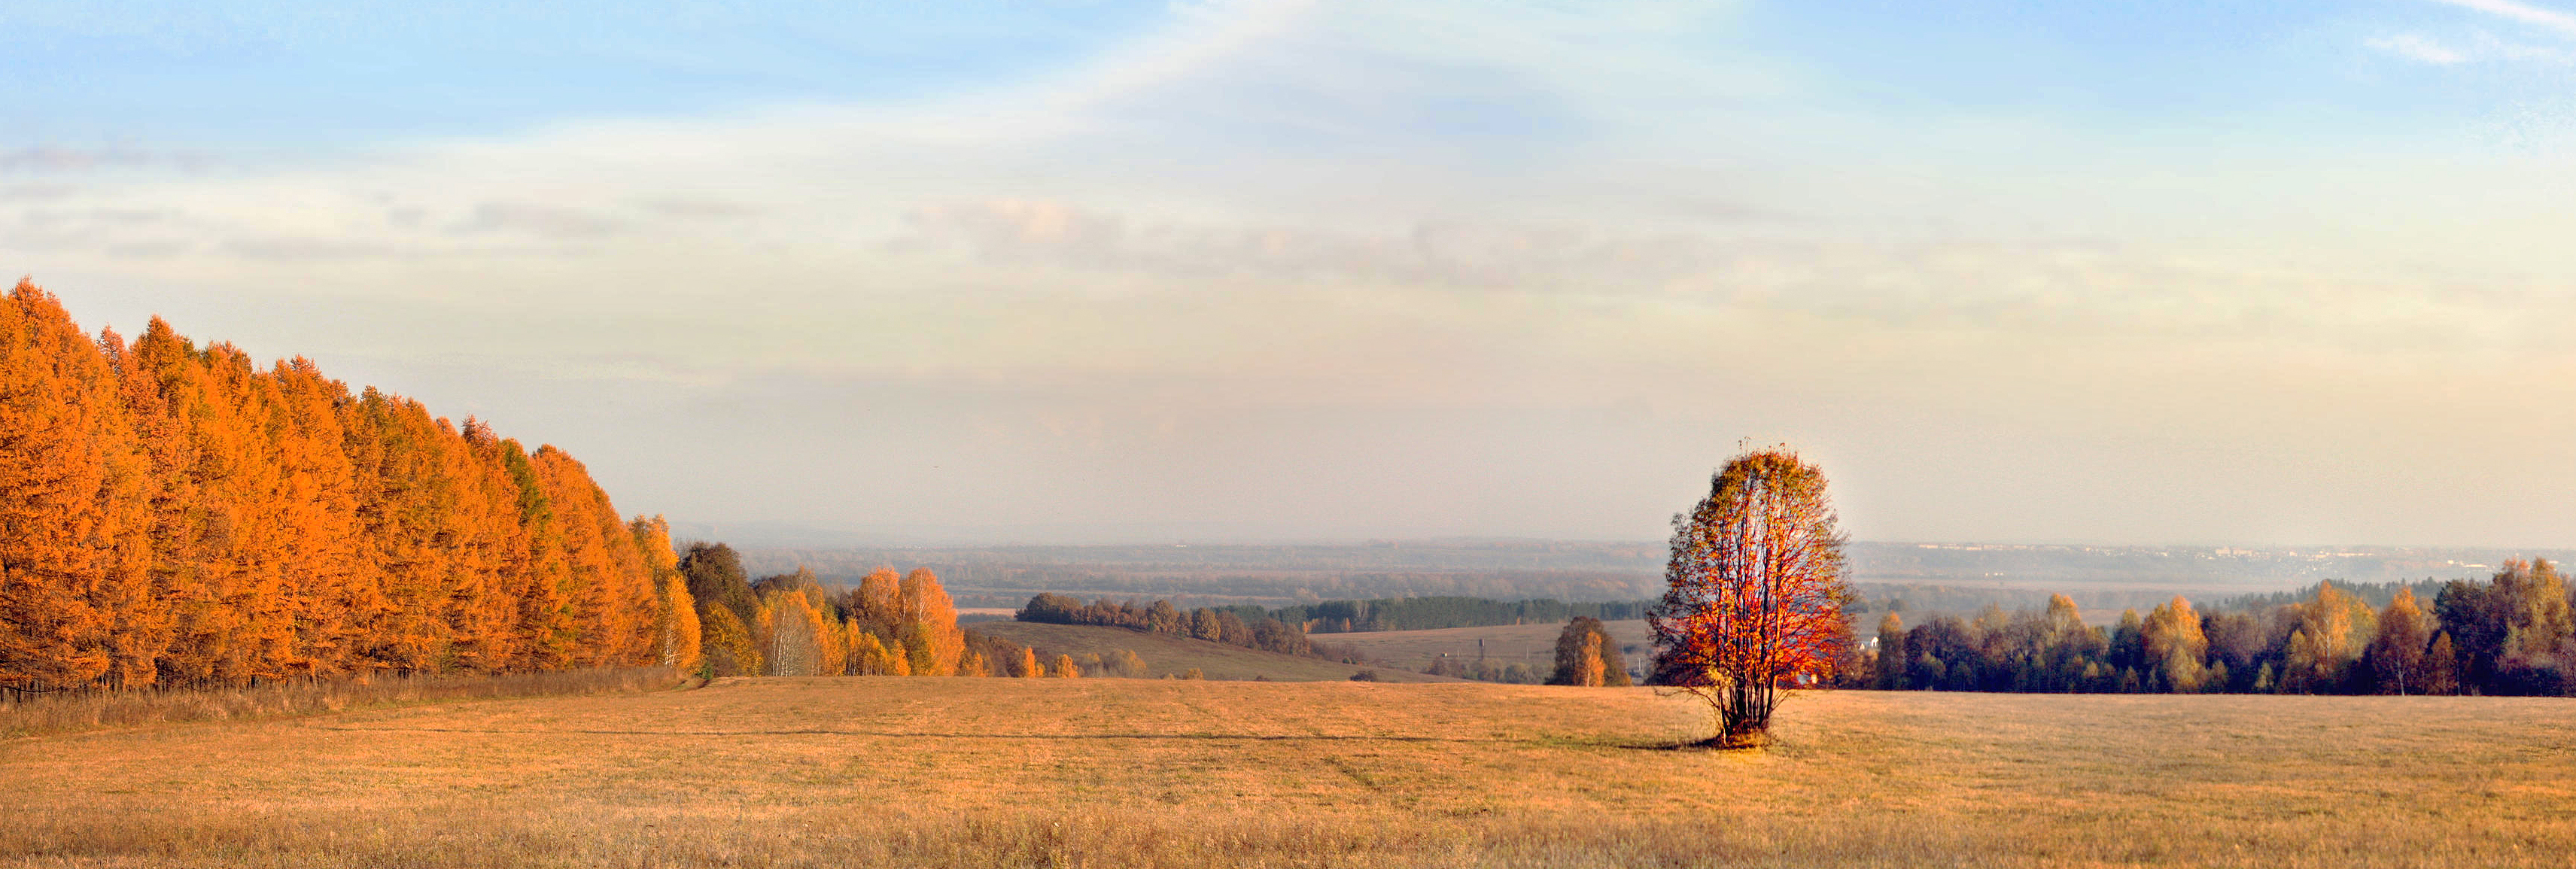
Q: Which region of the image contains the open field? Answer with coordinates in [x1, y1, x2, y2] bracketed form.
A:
[969, 621, 1460, 682]
[7, 679, 2576, 867]
[1321, 620, 1655, 671]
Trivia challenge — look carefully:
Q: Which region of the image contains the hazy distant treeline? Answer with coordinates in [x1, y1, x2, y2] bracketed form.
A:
[1014, 594, 1337, 659]
[749, 541, 1665, 573]
[891, 570, 1660, 610]
[1276, 597, 1655, 633]
[1866, 561, 2576, 696]
[744, 541, 2540, 612]
[742, 544, 1671, 606]
[1851, 584, 2249, 621]
[2202, 579, 2450, 613]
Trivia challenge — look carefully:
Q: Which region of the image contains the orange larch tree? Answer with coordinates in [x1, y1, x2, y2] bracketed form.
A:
[898, 567, 965, 676]
[96, 326, 177, 688]
[0, 282, 152, 692]
[125, 318, 242, 685]
[266, 357, 371, 676]
[0, 280, 688, 690]
[530, 446, 656, 667]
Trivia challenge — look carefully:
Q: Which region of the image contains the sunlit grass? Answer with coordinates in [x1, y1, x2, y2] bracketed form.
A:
[0, 668, 680, 740]
[5, 679, 2573, 867]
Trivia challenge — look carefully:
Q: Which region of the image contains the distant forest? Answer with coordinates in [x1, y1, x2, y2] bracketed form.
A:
[1866, 563, 2576, 696]
[743, 541, 2539, 615]
[1014, 594, 1331, 659]
[1273, 597, 1653, 633]
[744, 541, 1671, 608]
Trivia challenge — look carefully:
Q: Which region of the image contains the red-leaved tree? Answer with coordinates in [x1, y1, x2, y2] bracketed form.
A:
[1650, 445, 1853, 747]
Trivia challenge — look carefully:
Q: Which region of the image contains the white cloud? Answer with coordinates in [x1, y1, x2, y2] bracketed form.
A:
[2433, 0, 2576, 38]
[2368, 32, 2470, 64]
[2471, 29, 2576, 64]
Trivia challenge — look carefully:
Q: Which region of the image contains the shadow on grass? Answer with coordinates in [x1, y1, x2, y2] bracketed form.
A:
[311, 725, 1757, 749]
[1598, 728, 1777, 752]
[312, 726, 1550, 743]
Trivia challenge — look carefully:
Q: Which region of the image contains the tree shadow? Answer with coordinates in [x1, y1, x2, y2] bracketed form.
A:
[313, 725, 1537, 743]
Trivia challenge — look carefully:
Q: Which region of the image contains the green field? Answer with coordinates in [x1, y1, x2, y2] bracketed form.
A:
[6, 677, 2574, 867]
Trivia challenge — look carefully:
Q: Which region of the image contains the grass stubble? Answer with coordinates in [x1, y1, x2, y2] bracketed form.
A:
[4, 676, 2574, 867]
[0, 669, 683, 741]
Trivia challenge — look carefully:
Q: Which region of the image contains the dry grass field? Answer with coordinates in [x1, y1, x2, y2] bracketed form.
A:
[1320, 620, 1655, 671]
[6, 679, 2575, 867]
[0, 669, 680, 740]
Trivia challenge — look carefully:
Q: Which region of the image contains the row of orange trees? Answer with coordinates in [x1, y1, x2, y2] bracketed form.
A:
[0, 279, 1066, 694]
[0, 281, 683, 692]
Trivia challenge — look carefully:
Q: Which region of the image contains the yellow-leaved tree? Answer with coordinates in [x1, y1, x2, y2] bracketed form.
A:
[764, 589, 828, 676]
[2141, 596, 2208, 693]
[701, 606, 762, 677]
[2366, 588, 2438, 695]
[2283, 582, 2375, 694]
[898, 568, 965, 676]
[662, 575, 702, 673]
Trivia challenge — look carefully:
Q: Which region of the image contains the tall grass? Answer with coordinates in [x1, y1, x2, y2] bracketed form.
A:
[0, 667, 680, 738]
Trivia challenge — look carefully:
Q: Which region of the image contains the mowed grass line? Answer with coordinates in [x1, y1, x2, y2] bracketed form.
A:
[5, 679, 2575, 867]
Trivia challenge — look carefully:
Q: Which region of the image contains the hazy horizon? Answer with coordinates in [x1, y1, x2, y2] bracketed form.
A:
[14, 2, 2576, 548]
[674, 518, 2576, 554]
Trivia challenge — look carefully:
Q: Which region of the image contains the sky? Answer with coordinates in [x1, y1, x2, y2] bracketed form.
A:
[8, 0, 2576, 547]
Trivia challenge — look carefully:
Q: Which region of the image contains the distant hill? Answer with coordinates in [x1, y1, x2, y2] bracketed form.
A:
[737, 539, 2556, 616]
[970, 622, 1458, 683]
[735, 539, 1666, 608]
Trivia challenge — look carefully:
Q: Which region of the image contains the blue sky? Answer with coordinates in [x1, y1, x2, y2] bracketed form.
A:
[8, 0, 2576, 546]
[1, 2, 1161, 146]
[3, 2, 2531, 153]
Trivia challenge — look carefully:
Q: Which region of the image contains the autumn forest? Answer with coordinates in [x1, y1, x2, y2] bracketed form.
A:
[0, 280, 1041, 695]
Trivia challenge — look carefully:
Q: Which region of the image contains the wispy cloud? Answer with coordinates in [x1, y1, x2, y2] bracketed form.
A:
[2469, 29, 2576, 63]
[2368, 32, 2470, 64]
[0, 145, 205, 173]
[2434, 0, 2576, 38]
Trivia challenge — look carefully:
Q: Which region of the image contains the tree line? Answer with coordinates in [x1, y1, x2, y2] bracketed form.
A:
[1014, 593, 1332, 658]
[1864, 560, 2576, 696]
[1273, 596, 1655, 634]
[0, 280, 1059, 694]
[0, 281, 677, 693]
[671, 542, 1061, 679]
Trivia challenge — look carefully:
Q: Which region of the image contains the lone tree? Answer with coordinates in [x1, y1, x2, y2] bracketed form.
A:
[1650, 445, 1854, 748]
[1548, 616, 1633, 686]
